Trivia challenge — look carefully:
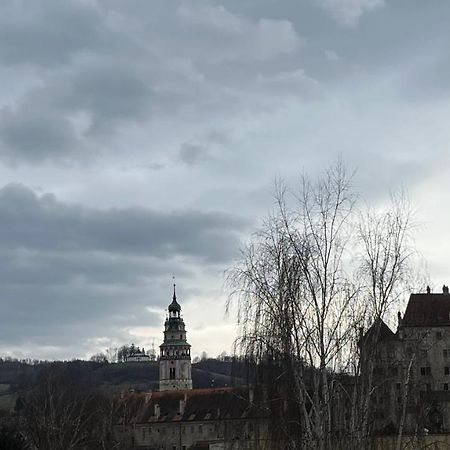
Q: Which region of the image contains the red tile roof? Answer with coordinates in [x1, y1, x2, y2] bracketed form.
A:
[116, 386, 267, 424]
[402, 293, 450, 327]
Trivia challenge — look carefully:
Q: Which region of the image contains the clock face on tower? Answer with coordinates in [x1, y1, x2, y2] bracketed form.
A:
[159, 285, 193, 391]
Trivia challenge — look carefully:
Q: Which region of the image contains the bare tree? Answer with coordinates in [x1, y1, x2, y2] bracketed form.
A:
[105, 347, 118, 363]
[20, 365, 119, 450]
[352, 192, 415, 448]
[227, 163, 417, 450]
[90, 352, 108, 363]
[228, 162, 364, 449]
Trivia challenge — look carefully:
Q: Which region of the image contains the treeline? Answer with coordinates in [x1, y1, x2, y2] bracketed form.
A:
[0, 356, 245, 392]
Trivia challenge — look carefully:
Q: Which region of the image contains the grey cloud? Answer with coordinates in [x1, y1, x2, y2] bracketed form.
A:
[62, 64, 153, 133]
[256, 68, 321, 99]
[179, 143, 211, 166]
[314, 0, 384, 27]
[0, 282, 160, 346]
[176, 3, 301, 62]
[0, 107, 82, 164]
[0, 0, 311, 165]
[0, 183, 246, 353]
[0, 0, 102, 66]
[178, 129, 232, 166]
[0, 183, 247, 262]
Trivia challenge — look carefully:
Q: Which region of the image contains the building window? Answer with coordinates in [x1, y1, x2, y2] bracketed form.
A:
[437, 331, 443, 340]
[445, 367, 450, 375]
[444, 383, 449, 391]
[420, 367, 431, 376]
[396, 383, 401, 391]
[170, 367, 176, 379]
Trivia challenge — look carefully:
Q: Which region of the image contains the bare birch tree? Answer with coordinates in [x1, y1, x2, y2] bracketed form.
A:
[353, 192, 415, 448]
[228, 162, 363, 449]
[227, 162, 416, 450]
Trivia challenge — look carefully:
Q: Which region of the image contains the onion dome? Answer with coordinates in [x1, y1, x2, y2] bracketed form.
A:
[168, 283, 181, 312]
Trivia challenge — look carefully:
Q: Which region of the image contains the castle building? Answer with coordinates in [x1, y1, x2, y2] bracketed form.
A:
[363, 285, 450, 434]
[159, 285, 193, 391]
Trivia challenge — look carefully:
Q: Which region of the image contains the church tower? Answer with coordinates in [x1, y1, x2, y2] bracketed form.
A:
[159, 284, 193, 391]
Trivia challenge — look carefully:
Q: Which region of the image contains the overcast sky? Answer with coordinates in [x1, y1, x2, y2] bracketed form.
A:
[0, 0, 449, 360]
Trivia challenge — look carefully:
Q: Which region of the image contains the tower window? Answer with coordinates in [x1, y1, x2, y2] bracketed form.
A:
[170, 367, 176, 379]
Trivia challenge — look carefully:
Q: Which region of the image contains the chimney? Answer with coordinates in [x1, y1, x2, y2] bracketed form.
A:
[154, 403, 160, 419]
[443, 285, 449, 295]
[426, 286, 431, 294]
[397, 311, 402, 327]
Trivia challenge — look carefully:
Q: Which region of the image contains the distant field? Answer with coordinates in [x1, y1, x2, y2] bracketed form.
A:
[0, 384, 10, 394]
[0, 384, 16, 412]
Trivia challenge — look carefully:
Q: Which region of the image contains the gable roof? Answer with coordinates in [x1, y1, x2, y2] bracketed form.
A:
[361, 318, 397, 347]
[116, 387, 268, 424]
[402, 293, 450, 327]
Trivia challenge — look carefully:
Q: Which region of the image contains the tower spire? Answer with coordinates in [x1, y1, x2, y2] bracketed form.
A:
[172, 276, 177, 301]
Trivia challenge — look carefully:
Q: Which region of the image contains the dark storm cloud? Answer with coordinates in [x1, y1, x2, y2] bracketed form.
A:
[0, 184, 247, 262]
[0, 184, 247, 350]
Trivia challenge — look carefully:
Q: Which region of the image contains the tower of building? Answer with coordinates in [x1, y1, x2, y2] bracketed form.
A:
[159, 284, 192, 391]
